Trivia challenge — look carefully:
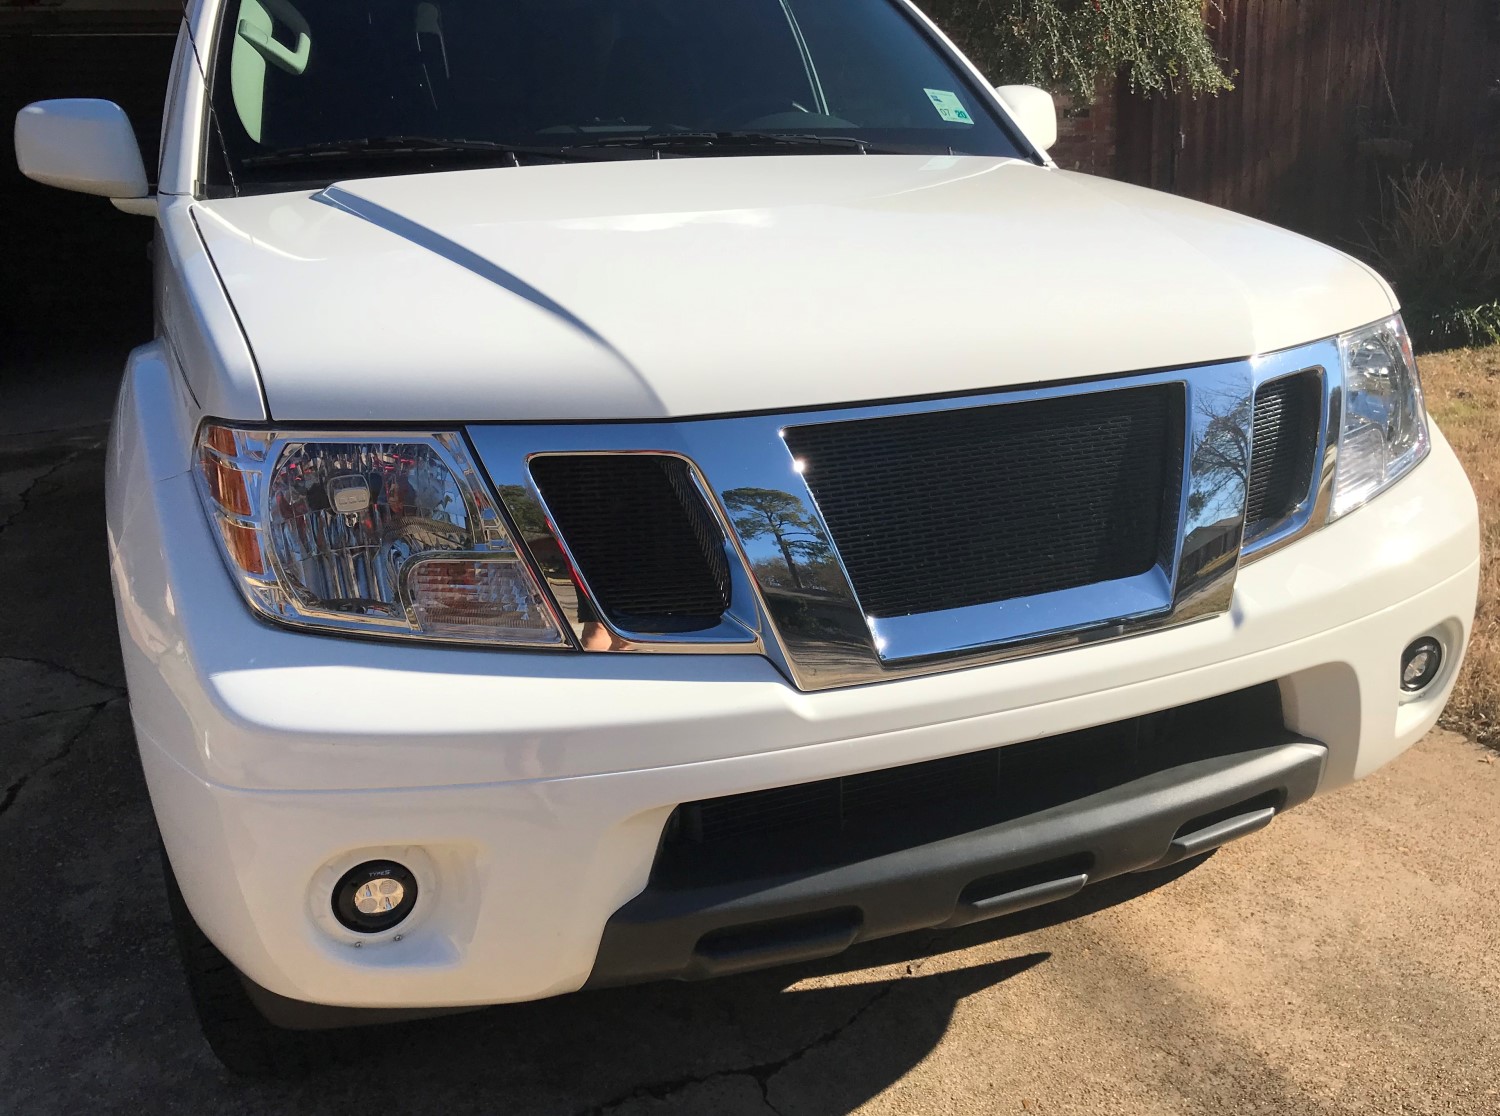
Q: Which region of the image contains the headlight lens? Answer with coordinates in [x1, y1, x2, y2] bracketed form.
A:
[196, 425, 568, 646]
[1331, 315, 1429, 519]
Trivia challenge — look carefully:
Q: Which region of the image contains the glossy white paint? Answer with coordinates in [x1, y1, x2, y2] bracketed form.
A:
[14, 98, 150, 200]
[995, 85, 1058, 152]
[194, 156, 1394, 422]
[50, 0, 1477, 1013]
[112, 350, 1479, 1005]
[156, 197, 268, 424]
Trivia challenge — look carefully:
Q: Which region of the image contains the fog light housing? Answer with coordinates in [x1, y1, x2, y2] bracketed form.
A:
[1400, 637, 1444, 694]
[333, 860, 418, 934]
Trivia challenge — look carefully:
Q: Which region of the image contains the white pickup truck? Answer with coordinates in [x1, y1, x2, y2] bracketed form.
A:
[15, 0, 1478, 1077]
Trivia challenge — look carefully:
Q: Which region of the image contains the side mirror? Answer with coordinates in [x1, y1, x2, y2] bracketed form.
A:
[14, 99, 154, 215]
[995, 85, 1058, 154]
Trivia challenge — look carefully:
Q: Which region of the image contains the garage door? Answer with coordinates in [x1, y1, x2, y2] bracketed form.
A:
[2, 8, 179, 348]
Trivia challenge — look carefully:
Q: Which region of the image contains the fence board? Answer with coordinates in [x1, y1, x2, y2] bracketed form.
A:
[1117, 0, 1497, 240]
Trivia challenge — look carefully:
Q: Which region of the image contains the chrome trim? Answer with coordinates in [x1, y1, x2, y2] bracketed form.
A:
[866, 567, 1173, 663]
[1240, 339, 1342, 563]
[780, 367, 1255, 667]
[468, 341, 1353, 691]
[483, 449, 770, 657]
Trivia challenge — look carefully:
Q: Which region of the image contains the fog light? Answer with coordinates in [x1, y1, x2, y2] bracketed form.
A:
[1400, 638, 1444, 694]
[333, 860, 418, 934]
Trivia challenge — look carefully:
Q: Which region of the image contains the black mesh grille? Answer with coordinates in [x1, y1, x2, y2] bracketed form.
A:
[783, 386, 1184, 619]
[654, 684, 1284, 889]
[1246, 372, 1322, 536]
[529, 455, 731, 631]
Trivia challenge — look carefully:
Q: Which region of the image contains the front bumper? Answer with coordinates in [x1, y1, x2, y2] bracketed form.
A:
[588, 735, 1327, 988]
[111, 352, 1479, 1009]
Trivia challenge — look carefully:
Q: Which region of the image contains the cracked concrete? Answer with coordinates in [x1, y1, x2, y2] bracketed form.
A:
[0, 430, 127, 821]
[0, 456, 75, 537]
[0, 703, 103, 816]
[571, 967, 925, 1116]
[3, 399, 1500, 1114]
[1, 657, 122, 724]
[0, 425, 125, 692]
[0, 430, 104, 533]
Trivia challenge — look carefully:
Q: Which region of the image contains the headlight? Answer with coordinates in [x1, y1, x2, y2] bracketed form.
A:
[195, 425, 568, 646]
[1331, 315, 1430, 520]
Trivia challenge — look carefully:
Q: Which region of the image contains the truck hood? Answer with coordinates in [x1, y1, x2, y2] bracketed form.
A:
[193, 156, 1394, 422]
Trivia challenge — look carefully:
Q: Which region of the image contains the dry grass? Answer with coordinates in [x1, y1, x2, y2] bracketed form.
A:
[1421, 345, 1500, 746]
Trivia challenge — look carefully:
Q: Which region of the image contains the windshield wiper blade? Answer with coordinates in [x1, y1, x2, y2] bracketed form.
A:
[242, 136, 632, 167]
[574, 131, 876, 154]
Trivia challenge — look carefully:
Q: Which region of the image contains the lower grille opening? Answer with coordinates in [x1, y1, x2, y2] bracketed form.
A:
[1246, 370, 1323, 538]
[529, 454, 732, 633]
[653, 683, 1284, 891]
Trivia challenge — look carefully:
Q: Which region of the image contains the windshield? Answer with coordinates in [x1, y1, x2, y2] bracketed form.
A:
[204, 0, 1029, 191]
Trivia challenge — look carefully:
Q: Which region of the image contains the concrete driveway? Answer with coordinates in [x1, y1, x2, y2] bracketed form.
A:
[3, 415, 1498, 1115]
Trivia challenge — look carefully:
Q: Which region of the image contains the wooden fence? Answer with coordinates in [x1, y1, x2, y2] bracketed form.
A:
[1116, 0, 1498, 240]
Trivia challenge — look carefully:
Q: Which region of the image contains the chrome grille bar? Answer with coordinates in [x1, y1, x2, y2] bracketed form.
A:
[467, 338, 1335, 691]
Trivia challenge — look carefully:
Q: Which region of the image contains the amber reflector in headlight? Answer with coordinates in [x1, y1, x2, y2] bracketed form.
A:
[194, 425, 568, 647]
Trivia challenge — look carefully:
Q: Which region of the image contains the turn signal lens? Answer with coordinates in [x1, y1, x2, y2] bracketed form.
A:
[407, 557, 563, 642]
[217, 518, 266, 576]
[193, 425, 568, 647]
[199, 442, 253, 517]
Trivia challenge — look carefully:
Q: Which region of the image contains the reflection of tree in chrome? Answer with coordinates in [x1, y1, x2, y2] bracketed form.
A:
[722, 487, 838, 592]
[1187, 390, 1252, 522]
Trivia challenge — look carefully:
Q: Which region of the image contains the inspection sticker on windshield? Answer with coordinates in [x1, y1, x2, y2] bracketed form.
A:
[923, 88, 974, 124]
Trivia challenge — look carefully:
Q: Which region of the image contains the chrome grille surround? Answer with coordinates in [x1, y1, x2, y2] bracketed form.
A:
[1239, 350, 1342, 562]
[468, 336, 1340, 692]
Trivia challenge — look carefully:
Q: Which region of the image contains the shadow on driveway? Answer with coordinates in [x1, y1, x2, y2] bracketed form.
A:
[0, 425, 1211, 1116]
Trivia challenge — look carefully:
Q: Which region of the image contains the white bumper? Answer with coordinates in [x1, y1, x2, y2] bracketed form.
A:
[111, 350, 1480, 1009]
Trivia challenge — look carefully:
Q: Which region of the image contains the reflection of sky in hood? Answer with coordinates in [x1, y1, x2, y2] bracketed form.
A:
[557, 209, 775, 233]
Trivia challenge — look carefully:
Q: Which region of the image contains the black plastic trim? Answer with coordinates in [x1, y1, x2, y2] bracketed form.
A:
[586, 738, 1326, 988]
[239, 975, 483, 1032]
[331, 859, 418, 934]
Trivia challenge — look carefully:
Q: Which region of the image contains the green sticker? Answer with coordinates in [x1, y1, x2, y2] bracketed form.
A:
[923, 88, 974, 125]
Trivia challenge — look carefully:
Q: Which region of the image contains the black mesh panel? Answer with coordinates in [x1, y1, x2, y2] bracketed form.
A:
[654, 684, 1285, 889]
[1246, 372, 1323, 536]
[529, 455, 731, 631]
[783, 385, 1184, 618]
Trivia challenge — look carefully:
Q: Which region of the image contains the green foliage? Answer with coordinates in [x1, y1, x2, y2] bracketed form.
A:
[1430, 303, 1500, 351]
[1360, 168, 1500, 351]
[919, 0, 1232, 104]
